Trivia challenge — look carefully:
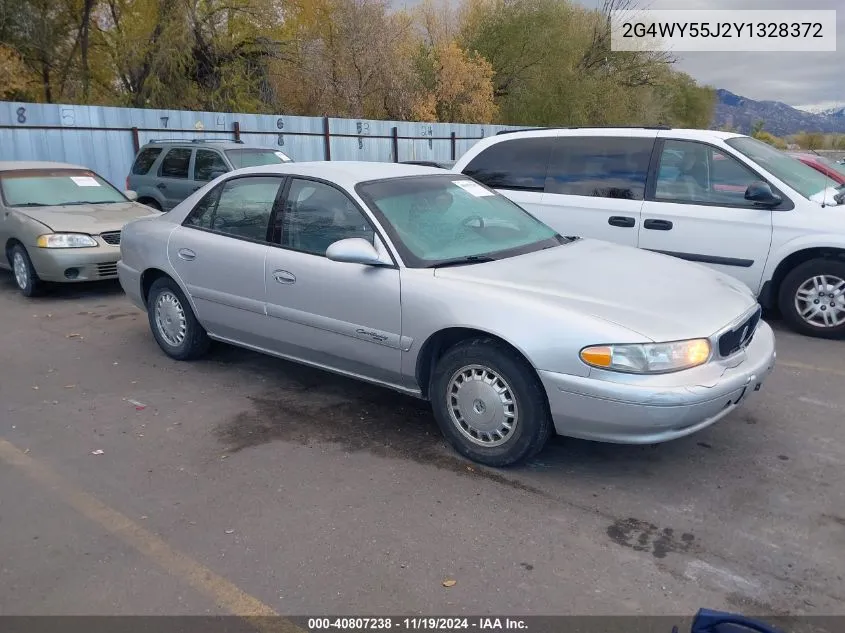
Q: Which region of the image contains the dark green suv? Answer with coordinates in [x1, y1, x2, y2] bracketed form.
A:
[127, 139, 293, 211]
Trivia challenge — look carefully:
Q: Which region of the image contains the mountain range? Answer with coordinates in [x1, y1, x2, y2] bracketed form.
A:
[711, 89, 845, 137]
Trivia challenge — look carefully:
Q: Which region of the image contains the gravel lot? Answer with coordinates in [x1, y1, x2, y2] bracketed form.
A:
[1, 272, 844, 620]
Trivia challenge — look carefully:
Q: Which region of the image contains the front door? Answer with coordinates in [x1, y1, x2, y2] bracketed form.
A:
[638, 138, 775, 293]
[263, 177, 403, 386]
[167, 175, 285, 348]
[157, 148, 199, 210]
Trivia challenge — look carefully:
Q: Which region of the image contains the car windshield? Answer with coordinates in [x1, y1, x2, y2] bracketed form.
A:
[726, 137, 832, 200]
[356, 174, 564, 268]
[225, 148, 291, 169]
[0, 169, 126, 207]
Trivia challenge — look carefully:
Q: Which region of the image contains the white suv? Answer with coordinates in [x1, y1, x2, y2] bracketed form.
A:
[453, 127, 845, 339]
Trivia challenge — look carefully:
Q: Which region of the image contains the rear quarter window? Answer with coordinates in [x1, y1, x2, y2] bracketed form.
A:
[462, 137, 556, 192]
[132, 147, 163, 175]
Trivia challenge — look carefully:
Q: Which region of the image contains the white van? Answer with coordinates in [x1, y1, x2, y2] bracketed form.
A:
[453, 127, 845, 339]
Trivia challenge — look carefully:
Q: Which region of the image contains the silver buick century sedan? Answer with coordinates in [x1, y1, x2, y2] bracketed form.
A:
[118, 162, 776, 466]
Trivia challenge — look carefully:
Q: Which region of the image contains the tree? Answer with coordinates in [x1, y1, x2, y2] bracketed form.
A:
[0, 43, 37, 100]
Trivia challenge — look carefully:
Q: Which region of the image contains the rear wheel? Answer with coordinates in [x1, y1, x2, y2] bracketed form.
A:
[9, 244, 42, 297]
[147, 277, 210, 359]
[779, 258, 845, 339]
[430, 338, 552, 466]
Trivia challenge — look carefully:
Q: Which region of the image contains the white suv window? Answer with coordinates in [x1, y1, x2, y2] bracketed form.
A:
[655, 140, 760, 207]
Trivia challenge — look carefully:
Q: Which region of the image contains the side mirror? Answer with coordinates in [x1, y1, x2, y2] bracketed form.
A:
[124, 190, 139, 201]
[326, 238, 385, 265]
[745, 181, 782, 207]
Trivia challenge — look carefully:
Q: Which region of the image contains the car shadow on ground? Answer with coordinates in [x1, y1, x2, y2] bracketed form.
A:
[0, 271, 124, 300]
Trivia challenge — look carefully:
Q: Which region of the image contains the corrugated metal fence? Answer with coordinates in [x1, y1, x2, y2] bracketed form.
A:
[0, 102, 524, 189]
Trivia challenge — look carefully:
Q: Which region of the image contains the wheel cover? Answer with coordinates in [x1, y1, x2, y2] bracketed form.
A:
[12, 252, 28, 290]
[446, 364, 518, 448]
[794, 274, 845, 328]
[154, 291, 187, 346]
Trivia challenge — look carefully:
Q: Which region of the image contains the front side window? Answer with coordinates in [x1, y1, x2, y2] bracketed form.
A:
[0, 169, 126, 207]
[277, 179, 374, 256]
[545, 137, 653, 200]
[226, 148, 292, 169]
[726, 136, 831, 200]
[183, 176, 282, 242]
[194, 150, 229, 182]
[357, 174, 563, 268]
[159, 148, 192, 179]
[654, 140, 761, 206]
[462, 137, 555, 192]
[132, 147, 163, 175]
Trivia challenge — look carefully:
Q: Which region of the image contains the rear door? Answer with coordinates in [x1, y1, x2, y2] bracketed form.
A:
[168, 175, 285, 348]
[537, 135, 655, 246]
[193, 149, 231, 185]
[156, 147, 198, 210]
[638, 137, 775, 293]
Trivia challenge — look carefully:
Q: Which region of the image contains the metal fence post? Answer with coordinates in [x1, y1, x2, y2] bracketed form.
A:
[450, 132, 456, 161]
[323, 116, 331, 160]
[392, 127, 399, 162]
[233, 121, 241, 142]
[131, 127, 140, 153]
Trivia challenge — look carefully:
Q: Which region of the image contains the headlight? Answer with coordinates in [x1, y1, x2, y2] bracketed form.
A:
[36, 233, 98, 248]
[580, 338, 712, 374]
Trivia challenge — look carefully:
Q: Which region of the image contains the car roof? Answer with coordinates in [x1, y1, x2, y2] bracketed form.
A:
[485, 127, 746, 140]
[140, 140, 269, 151]
[226, 161, 448, 187]
[0, 160, 87, 172]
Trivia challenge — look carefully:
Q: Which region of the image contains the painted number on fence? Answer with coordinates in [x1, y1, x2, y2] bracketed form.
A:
[61, 107, 75, 126]
[420, 124, 434, 149]
[16, 107, 26, 124]
[277, 117, 285, 146]
[356, 121, 370, 150]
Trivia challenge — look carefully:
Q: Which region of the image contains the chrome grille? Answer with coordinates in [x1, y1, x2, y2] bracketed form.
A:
[718, 306, 762, 357]
[97, 262, 118, 278]
[100, 231, 121, 245]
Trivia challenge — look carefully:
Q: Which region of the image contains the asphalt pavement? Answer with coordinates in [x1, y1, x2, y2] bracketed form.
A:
[1, 273, 843, 620]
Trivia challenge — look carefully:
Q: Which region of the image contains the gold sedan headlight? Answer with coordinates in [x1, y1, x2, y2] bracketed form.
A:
[36, 233, 98, 248]
[580, 339, 712, 374]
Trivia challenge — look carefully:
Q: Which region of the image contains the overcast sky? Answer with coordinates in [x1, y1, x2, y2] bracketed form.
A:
[582, 0, 844, 107]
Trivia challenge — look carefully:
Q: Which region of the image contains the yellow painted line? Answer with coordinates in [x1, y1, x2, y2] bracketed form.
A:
[0, 438, 302, 633]
[777, 360, 845, 377]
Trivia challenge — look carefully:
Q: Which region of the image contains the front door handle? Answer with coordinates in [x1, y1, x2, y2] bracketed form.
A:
[156, 183, 167, 190]
[177, 248, 196, 261]
[608, 216, 636, 228]
[272, 270, 296, 284]
[643, 219, 673, 231]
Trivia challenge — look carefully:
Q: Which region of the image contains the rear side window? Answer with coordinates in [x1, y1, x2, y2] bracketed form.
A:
[462, 137, 555, 192]
[131, 147, 162, 175]
[194, 149, 229, 182]
[545, 137, 654, 200]
[159, 148, 192, 179]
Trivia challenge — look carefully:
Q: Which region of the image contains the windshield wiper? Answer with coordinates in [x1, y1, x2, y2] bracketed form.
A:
[429, 255, 497, 268]
[12, 202, 49, 207]
[60, 201, 120, 206]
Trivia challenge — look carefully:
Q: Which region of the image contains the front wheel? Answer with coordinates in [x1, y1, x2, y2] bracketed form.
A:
[430, 338, 552, 466]
[779, 258, 845, 339]
[147, 277, 211, 360]
[10, 244, 42, 297]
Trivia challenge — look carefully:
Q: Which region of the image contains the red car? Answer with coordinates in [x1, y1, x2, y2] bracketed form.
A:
[788, 152, 845, 186]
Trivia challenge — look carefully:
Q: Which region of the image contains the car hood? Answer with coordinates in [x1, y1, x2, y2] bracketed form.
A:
[18, 202, 156, 234]
[434, 239, 758, 342]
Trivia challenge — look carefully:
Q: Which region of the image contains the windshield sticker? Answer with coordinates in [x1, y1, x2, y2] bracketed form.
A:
[70, 176, 101, 187]
[453, 180, 494, 197]
[274, 151, 289, 161]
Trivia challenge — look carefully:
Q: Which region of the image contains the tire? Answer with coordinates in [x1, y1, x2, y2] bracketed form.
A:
[429, 338, 553, 467]
[9, 244, 42, 297]
[147, 277, 211, 360]
[778, 258, 845, 339]
[141, 199, 162, 212]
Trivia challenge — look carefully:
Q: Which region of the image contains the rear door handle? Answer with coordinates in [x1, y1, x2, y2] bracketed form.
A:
[177, 248, 196, 261]
[608, 216, 636, 228]
[156, 183, 167, 190]
[643, 219, 673, 231]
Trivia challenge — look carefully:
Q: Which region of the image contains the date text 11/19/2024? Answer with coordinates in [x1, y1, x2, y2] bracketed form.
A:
[307, 618, 527, 631]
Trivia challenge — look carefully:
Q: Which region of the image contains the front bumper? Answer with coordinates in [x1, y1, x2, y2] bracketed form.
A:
[28, 245, 120, 283]
[539, 321, 777, 444]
